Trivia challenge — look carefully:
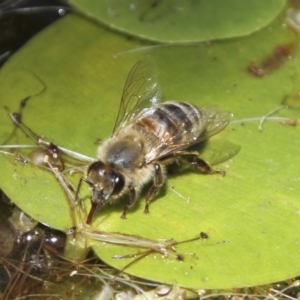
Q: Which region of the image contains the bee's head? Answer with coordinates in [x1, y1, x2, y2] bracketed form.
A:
[85, 161, 124, 224]
[87, 161, 125, 202]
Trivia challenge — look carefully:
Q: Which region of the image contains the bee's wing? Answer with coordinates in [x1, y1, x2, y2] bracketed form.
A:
[191, 106, 231, 143]
[146, 106, 231, 163]
[112, 57, 161, 136]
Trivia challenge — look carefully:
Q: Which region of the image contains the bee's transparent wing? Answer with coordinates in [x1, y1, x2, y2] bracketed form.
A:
[191, 106, 231, 142]
[112, 57, 161, 136]
[146, 106, 231, 163]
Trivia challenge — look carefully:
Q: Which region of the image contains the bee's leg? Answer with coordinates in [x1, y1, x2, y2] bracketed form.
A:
[175, 151, 225, 176]
[121, 185, 136, 219]
[190, 156, 225, 176]
[144, 163, 164, 213]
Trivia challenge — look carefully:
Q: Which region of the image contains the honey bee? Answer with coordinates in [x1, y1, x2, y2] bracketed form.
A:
[79, 57, 231, 224]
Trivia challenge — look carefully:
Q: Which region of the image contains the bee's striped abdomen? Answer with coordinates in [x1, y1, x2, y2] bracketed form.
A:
[133, 101, 206, 147]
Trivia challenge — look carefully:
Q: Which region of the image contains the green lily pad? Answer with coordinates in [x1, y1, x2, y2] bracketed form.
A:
[0, 11, 300, 289]
[70, 0, 286, 43]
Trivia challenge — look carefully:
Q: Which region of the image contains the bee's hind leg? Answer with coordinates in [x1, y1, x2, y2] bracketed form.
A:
[144, 163, 164, 214]
[176, 151, 225, 176]
[190, 156, 225, 176]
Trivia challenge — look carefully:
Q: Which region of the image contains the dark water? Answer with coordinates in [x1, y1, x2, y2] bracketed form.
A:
[0, 0, 70, 67]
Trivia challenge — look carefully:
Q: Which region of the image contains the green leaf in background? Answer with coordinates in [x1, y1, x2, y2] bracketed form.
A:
[0, 7, 300, 290]
[70, 0, 286, 43]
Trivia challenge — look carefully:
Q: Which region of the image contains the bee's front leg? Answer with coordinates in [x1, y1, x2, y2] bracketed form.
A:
[144, 163, 164, 214]
[121, 185, 136, 219]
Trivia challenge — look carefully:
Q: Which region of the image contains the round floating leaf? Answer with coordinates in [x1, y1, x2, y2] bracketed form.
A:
[70, 0, 286, 43]
[0, 12, 300, 289]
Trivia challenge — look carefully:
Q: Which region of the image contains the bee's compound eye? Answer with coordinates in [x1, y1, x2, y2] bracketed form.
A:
[112, 171, 124, 196]
[87, 161, 106, 182]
